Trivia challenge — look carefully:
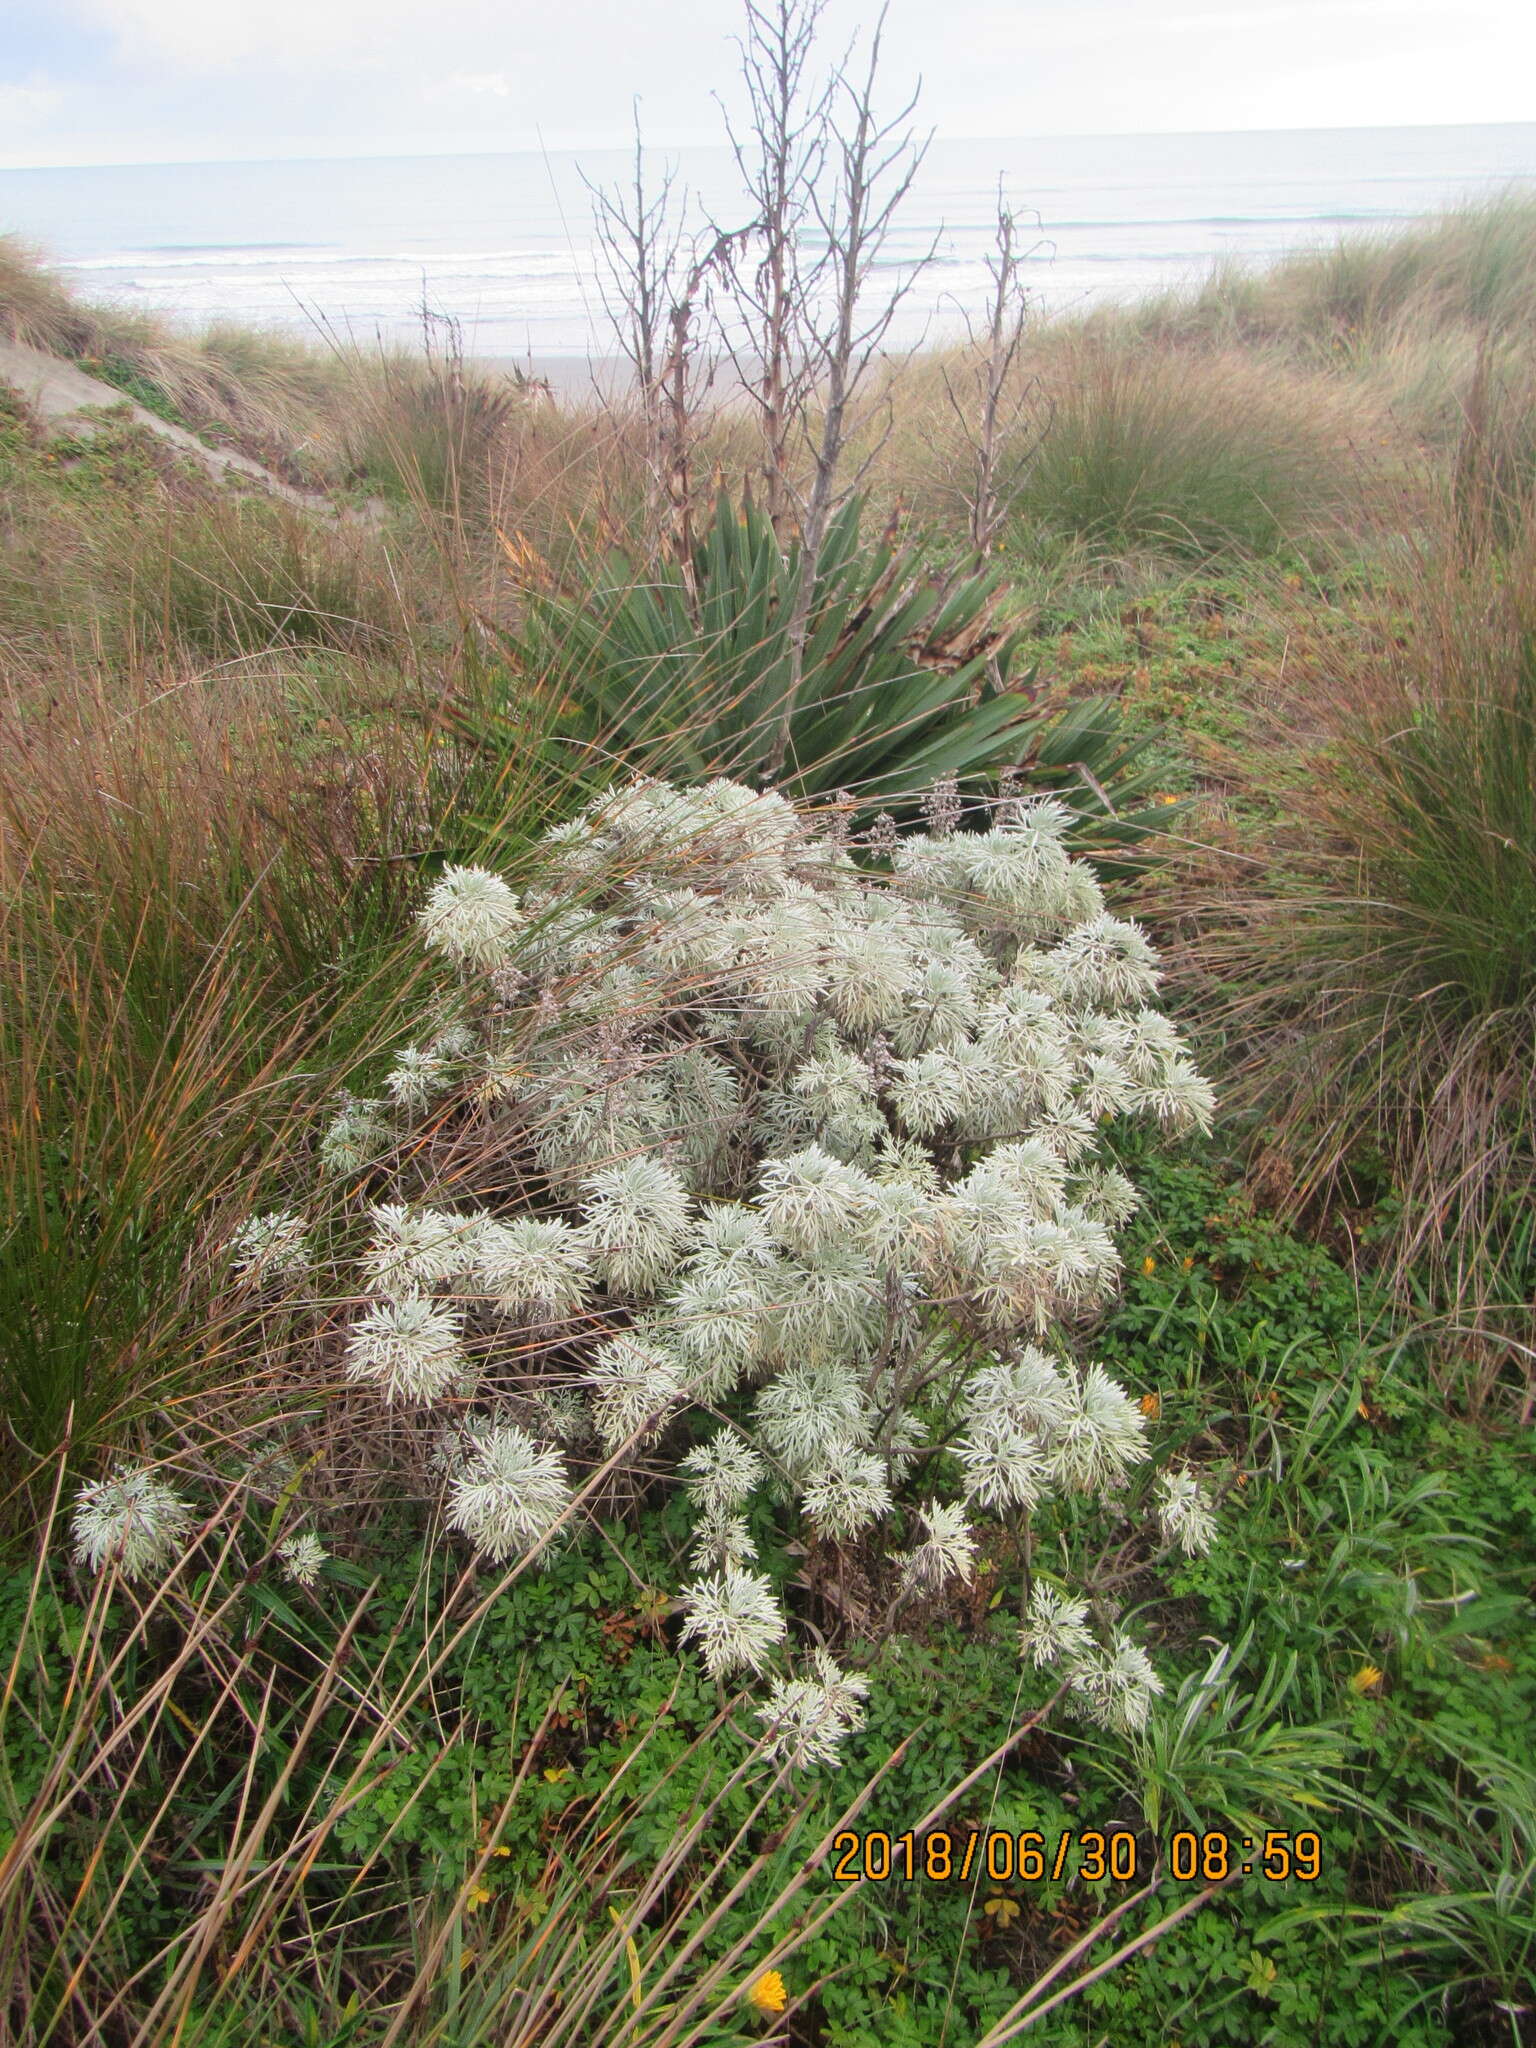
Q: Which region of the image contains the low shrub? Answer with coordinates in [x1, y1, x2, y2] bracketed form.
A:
[56, 780, 1223, 1778]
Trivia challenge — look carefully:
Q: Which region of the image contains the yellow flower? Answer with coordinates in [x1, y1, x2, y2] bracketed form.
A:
[745, 1969, 787, 2015]
[1349, 1664, 1384, 1696]
[543, 1766, 572, 1782]
[983, 1895, 1021, 1929]
[1141, 1254, 1157, 1277]
[466, 1883, 492, 1911]
[1139, 1391, 1161, 1419]
[1182, 1255, 1194, 1270]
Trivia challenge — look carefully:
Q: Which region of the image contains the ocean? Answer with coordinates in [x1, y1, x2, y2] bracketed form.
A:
[2, 123, 1534, 364]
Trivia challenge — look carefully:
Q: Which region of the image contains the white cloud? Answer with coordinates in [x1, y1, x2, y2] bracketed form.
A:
[69, 0, 736, 74]
[1158, 0, 1486, 27]
[17, 0, 1536, 165]
[74, 0, 519, 70]
[0, 79, 66, 130]
[441, 71, 513, 98]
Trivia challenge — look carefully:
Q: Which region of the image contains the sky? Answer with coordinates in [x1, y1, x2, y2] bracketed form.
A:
[1, 0, 1533, 169]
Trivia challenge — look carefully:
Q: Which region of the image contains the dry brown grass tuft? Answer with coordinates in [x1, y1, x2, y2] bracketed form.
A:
[0, 642, 513, 1478]
[1122, 191, 1536, 359]
[1169, 504, 1536, 1403]
[868, 331, 1395, 561]
[0, 234, 99, 355]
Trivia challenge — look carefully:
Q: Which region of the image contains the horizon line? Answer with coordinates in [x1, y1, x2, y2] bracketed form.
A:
[4, 114, 1536, 179]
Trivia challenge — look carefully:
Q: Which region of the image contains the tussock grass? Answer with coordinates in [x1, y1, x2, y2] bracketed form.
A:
[341, 353, 541, 512]
[1128, 190, 1536, 355]
[0, 672, 411, 1469]
[0, 234, 357, 473]
[116, 493, 409, 660]
[1175, 507, 1536, 1391]
[0, 235, 99, 356]
[1008, 341, 1378, 558]
[0, 635, 577, 1482]
[866, 331, 1388, 565]
[0, 392, 431, 668]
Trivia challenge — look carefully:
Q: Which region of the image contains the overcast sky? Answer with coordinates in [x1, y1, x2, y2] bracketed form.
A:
[3, 0, 1533, 170]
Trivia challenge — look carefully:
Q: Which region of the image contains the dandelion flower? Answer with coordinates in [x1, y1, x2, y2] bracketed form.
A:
[745, 1969, 788, 2015]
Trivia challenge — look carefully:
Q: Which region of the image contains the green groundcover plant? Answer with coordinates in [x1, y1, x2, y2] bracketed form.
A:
[23, 1153, 1533, 2047]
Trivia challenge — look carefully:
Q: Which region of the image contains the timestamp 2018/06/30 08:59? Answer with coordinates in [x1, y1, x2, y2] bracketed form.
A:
[829, 1829, 1323, 1886]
